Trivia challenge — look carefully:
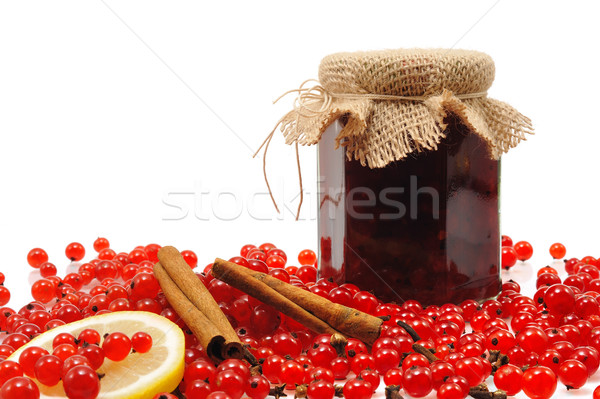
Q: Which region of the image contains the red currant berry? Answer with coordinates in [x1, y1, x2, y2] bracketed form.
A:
[383, 368, 403, 386]
[309, 367, 335, 384]
[244, 375, 269, 399]
[102, 332, 132, 361]
[131, 272, 160, 299]
[27, 248, 48, 268]
[61, 355, 92, 379]
[258, 243, 276, 252]
[501, 246, 518, 269]
[0, 360, 23, 385]
[77, 344, 105, 370]
[267, 248, 288, 262]
[557, 358, 587, 390]
[402, 366, 433, 398]
[0, 376, 39, 399]
[182, 250, 198, 268]
[454, 357, 486, 387]
[44, 319, 65, 331]
[246, 249, 267, 262]
[430, 361, 455, 390]
[278, 360, 304, 386]
[443, 375, 470, 397]
[144, 244, 161, 263]
[307, 379, 335, 399]
[210, 370, 245, 399]
[30, 279, 55, 303]
[549, 243, 567, 259]
[65, 242, 85, 261]
[501, 279, 520, 293]
[34, 354, 63, 386]
[436, 382, 465, 399]
[343, 378, 372, 399]
[268, 268, 290, 283]
[62, 365, 100, 399]
[517, 325, 549, 355]
[298, 249, 317, 266]
[486, 329, 516, 353]
[185, 379, 211, 399]
[501, 235, 513, 246]
[296, 266, 318, 284]
[93, 237, 110, 252]
[250, 305, 281, 337]
[522, 366, 557, 399]
[240, 244, 257, 258]
[262, 355, 285, 383]
[62, 273, 84, 291]
[329, 357, 350, 379]
[17, 346, 48, 378]
[544, 284, 575, 315]
[131, 331, 153, 353]
[493, 364, 523, 396]
[0, 286, 10, 306]
[52, 332, 77, 349]
[3, 332, 30, 350]
[401, 353, 429, 371]
[352, 291, 378, 315]
[217, 359, 250, 381]
[358, 369, 380, 391]
[514, 240, 533, 261]
[184, 360, 217, 383]
[39, 262, 57, 277]
[536, 272, 561, 289]
[98, 248, 116, 260]
[206, 392, 233, 399]
[270, 332, 301, 358]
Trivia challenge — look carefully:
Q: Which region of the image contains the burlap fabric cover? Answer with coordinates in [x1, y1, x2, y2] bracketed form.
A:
[278, 49, 533, 168]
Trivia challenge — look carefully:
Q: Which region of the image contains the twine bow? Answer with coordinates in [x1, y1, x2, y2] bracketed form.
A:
[253, 79, 329, 221]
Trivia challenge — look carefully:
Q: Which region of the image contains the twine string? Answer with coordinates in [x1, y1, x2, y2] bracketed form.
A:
[255, 80, 488, 220]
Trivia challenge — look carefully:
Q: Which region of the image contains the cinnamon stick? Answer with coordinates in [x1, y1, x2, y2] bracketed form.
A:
[210, 258, 341, 336]
[211, 258, 384, 345]
[158, 247, 240, 345]
[154, 263, 241, 361]
[155, 247, 258, 363]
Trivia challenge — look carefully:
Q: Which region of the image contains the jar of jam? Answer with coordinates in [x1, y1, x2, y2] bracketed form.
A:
[318, 115, 501, 305]
[269, 49, 532, 305]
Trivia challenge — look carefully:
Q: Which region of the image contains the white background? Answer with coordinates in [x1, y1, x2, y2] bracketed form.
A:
[0, 1, 599, 397]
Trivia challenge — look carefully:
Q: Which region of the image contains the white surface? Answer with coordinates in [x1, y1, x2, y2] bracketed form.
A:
[0, 1, 599, 397]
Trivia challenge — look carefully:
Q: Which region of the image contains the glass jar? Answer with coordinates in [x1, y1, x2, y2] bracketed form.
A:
[264, 48, 531, 305]
[318, 116, 501, 305]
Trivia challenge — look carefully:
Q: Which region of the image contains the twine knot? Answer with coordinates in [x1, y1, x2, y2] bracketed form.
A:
[273, 79, 334, 118]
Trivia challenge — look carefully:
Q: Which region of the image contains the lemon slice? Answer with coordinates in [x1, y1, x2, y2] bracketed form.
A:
[8, 311, 185, 399]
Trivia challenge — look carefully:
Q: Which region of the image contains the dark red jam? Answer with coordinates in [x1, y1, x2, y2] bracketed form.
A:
[318, 116, 501, 305]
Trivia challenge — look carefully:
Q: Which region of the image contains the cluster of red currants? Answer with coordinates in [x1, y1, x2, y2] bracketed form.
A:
[500, 236, 534, 269]
[1, 237, 600, 399]
[501, 235, 568, 269]
[0, 326, 152, 399]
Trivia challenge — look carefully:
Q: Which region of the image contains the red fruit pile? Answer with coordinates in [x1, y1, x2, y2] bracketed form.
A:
[0, 238, 599, 399]
[0, 328, 152, 399]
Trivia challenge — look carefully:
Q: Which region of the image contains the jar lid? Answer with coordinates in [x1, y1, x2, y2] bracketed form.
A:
[273, 48, 533, 168]
[319, 48, 495, 98]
